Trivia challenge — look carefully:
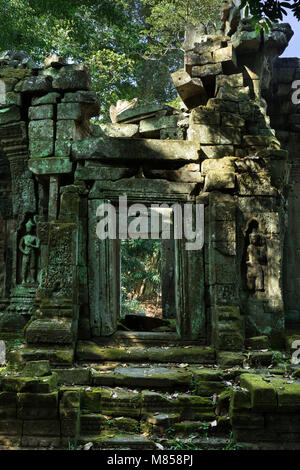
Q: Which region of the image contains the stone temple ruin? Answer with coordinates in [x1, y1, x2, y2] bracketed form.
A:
[1, 0, 300, 450]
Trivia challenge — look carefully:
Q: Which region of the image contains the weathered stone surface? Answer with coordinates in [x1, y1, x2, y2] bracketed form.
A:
[239, 374, 277, 410]
[144, 168, 203, 183]
[29, 157, 72, 174]
[17, 392, 58, 419]
[184, 52, 213, 70]
[116, 103, 175, 124]
[1, 373, 58, 393]
[22, 360, 51, 377]
[0, 105, 20, 124]
[29, 140, 54, 158]
[16, 75, 53, 93]
[200, 145, 234, 159]
[171, 70, 208, 108]
[52, 67, 91, 90]
[236, 171, 277, 196]
[190, 107, 220, 125]
[75, 163, 137, 181]
[29, 104, 53, 120]
[56, 119, 79, 140]
[202, 157, 235, 175]
[93, 366, 192, 389]
[192, 63, 223, 79]
[89, 179, 196, 199]
[32, 92, 61, 105]
[77, 341, 215, 364]
[56, 368, 90, 385]
[139, 115, 179, 137]
[213, 45, 237, 66]
[99, 123, 139, 138]
[188, 123, 241, 144]
[216, 73, 244, 90]
[55, 138, 72, 156]
[204, 171, 235, 191]
[8, 346, 74, 366]
[218, 352, 245, 367]
[72, 137, 200, 162]
[25, 319, 74, 344]
[23, 419, 60, 436]
[28, 119, 54, 157]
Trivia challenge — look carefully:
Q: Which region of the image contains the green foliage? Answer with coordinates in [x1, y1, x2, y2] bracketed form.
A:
[142, 0, 222, 56]
[240, 0, 300, 32]
[0, 0, 220, 119]
[121, 238, 161, 316]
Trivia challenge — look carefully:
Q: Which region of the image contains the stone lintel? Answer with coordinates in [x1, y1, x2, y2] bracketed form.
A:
[72, 137, 200, 163]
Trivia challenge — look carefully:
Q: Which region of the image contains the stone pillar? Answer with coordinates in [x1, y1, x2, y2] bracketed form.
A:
[161, 238, 176, 319]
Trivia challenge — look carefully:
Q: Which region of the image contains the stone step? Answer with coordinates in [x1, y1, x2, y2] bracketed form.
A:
[80, 413, 140, 435]
[78, 433, 230, 450]
[92, 365, 192, 390]
[166, 436, 232, 450]
[90, 364, 227, 394]
[78, 433, 155, 450]
[77, 340, 215, 364]
[7, 344, 74, 366]
[95, 331, 205, 347]
[81, 386, 216, 421]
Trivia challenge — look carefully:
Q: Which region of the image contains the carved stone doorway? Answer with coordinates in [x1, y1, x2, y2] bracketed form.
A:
[88, 197, 206, 342]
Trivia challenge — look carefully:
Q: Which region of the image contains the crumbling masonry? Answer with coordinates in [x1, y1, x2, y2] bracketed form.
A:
[0, 1, 300, 450]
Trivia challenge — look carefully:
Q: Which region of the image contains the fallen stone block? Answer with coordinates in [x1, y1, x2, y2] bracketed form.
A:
[171, 70, 208, 108]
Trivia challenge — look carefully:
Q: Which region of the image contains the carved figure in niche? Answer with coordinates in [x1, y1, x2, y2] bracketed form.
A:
[246, 226, 267, 292]
[19, 218, 40, 284]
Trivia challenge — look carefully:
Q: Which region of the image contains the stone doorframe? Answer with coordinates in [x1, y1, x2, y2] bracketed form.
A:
[87, 180, 206, 342]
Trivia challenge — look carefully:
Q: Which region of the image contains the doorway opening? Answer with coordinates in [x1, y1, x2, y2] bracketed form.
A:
[119, 238, 176, 333]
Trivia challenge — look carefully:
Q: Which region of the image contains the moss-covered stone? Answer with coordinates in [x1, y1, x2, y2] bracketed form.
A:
[81, 388, 102, 413]
[31, 92, 61, 105]
[189, 367, 223, 381]
[28, 157, 73, 175]
[217, 351, 245, 368]
[100, 388, 142, 418]
[25, 319, 74, 345]
[239, 374, 277, 410]
[56, 367, 90, 385]
[246, 335, 270, 349]
[22, 360, 51, 377]
[78, 433, 155, 450]
[29, 104, 53, 120]
[17, 392, 58, 419]
[1, 373, 58, 393]
[76, 341, 215, 364]
[192, 380, 226, 396]
[229, 388, 252, 413]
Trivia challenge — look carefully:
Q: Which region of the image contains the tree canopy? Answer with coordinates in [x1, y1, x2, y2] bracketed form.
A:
[0, 0, 299, 118]
[0, 0, 220, 119]
[242, 0, 300, 30]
